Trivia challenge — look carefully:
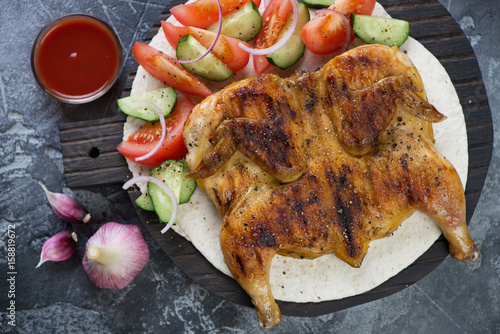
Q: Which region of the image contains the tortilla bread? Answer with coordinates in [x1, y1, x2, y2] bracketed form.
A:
[123, 2, 468, 302]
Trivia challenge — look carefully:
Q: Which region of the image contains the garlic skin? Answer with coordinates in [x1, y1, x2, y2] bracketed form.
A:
[36, 231, 78, 268]
[82, 222, 150, 290]
[39, 182, 91, 224]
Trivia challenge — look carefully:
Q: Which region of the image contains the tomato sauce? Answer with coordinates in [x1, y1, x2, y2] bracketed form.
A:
[32, 15, 122, 103]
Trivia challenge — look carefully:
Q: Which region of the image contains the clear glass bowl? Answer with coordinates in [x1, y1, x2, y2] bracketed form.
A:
[31, 14, 123, 104]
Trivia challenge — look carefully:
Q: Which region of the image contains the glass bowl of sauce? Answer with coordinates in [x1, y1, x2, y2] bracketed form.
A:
[31, 14, 123, 104]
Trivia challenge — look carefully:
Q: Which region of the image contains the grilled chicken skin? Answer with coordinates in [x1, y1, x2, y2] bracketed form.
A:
[183, 44, 478, 329]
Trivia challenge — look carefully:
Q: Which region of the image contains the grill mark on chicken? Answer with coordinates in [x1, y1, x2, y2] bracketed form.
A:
[288, 174, 321, 231]
[305, 91, 318, 112]
[326, 164, 363, 259]
[236, 115, 294, 168]
[235, 255, 245, 275]
[252, 222, 277, 248]
[233, 77, 285, 119]
[335, 192, 362, 259]
[358, 54, 373, 67]
[212, 187, 223, 207]
[183, 45, 478, 329]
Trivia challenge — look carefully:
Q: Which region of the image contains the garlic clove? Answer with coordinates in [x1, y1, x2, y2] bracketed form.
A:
[82, 222, 150, 290]
[36, 231, 78, 268]
[39, 182, 91, 224]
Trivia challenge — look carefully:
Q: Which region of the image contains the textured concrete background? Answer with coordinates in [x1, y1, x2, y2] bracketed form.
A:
[0, 0, 499, 333]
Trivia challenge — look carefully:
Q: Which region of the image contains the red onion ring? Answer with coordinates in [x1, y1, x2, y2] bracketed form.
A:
[316, 8, 352, 53]
[122, 176, 179, 233]
[132, 100, 166, 163]
[178, 0, 223, 64]
[238, 0, 299, 56]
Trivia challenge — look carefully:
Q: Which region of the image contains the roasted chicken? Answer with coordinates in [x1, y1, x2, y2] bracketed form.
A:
[183, 44, 478, 328]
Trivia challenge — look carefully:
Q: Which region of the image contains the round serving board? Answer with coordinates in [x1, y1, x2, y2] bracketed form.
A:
[59, 0, 493, 317]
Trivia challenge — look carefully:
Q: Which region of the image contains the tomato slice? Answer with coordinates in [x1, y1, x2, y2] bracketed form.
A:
[301, 0, 376, 55]
[171, 0, 262, 29]
[252, 0, 293, 75]
[117, 97, 195, 167]
[162, 21, 250, 73]
[301, 11, 349, 56]
[132, 42, 212, 97]
[331, 0, 376, 20]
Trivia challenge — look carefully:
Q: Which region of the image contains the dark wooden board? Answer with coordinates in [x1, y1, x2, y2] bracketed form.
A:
[60, 0, 493, 317]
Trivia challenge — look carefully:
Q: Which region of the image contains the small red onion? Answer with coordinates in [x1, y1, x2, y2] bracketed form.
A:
[316, 8, 352, 53]
[123, 176, 178, 234]
[238, 0, 299, 56]
[133, 101, 166, 162]
[178, 0, 223, 64]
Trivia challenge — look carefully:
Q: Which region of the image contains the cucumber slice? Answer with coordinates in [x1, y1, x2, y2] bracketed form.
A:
[206, 1, 263, 42]
[135, 192, 154, 211]
[148, 160, 197, 223]
[148, 160, 184, 223]
[266, 1, 310, 70]
[301, 0, 334, 9]
[179, 162, 197, 204]
[118, 87, 177, 121]
[352, 15, 410, 48]
[176, 34, 234, 82]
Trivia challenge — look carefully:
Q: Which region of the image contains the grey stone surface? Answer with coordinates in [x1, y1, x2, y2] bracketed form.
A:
[0, 0, 499, 333]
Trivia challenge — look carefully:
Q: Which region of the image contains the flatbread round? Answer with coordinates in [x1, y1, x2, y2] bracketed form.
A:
[124, 2, 467, 302]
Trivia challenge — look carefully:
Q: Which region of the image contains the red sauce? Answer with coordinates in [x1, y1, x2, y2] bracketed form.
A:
[32, 15, 122, 102]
